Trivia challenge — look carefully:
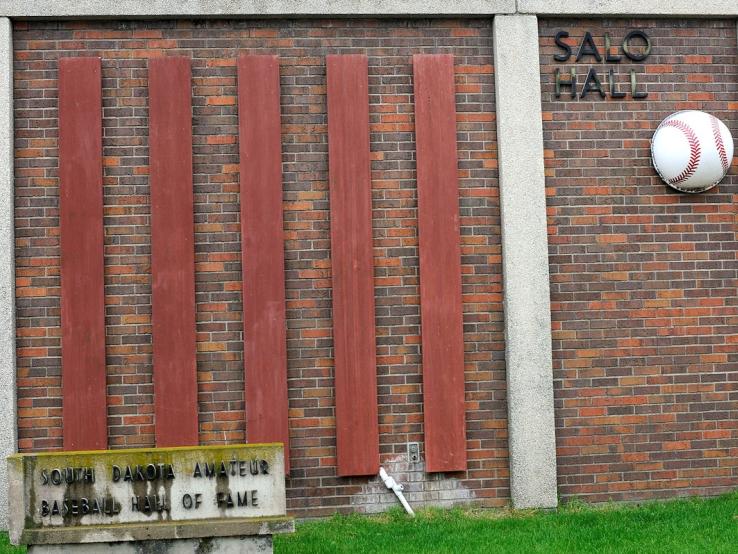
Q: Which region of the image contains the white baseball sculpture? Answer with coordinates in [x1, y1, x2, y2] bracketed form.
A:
[651, 110, 734, 193]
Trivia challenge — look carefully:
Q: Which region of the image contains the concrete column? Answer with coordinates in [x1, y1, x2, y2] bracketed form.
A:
[493, 14, 557, 509]
[0, 16, 15, 531]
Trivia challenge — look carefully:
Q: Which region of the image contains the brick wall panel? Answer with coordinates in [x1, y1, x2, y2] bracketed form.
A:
[540, 18, 738, 502]
[13, 18, 505, 516]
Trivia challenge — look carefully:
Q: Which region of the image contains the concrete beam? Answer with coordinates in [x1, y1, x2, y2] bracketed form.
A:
[0, 16, 16, 531]
[519, 0, 738, 16]
[3, 0, 738, 18]
[493, 14, 557, 510]
[0, 0, 516, 19]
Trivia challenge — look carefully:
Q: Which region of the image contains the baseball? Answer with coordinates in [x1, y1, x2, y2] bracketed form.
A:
[651, 110, 734, 193]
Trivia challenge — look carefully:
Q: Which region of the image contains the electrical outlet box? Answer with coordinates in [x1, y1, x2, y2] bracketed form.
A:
[408, 442, 420, 463]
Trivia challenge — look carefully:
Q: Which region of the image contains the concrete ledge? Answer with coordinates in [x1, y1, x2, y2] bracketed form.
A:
[493, 14, 558, 510]
[22, 517, 295, 545]
[0, 16, 16, 533]
[0, 0, 515, 19]
[519, 0, 738, 16]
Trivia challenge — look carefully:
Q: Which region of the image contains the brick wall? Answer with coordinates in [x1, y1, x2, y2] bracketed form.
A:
[13, 18, 506, 516]
[541, 19, 738, 502]
[19, 14, 735, 516]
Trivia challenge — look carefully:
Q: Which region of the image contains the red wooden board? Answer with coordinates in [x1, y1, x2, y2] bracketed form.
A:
[413, 54, 467, 472]
[326, 55, 380, 476]
[237, 56, 290, 470]
[149, 57, 199, 447]
[59, 57, 108, 451]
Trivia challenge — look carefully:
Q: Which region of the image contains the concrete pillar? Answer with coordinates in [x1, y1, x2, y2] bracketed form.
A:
[493, 14, 558, 509]
[0, 16, 15, 530]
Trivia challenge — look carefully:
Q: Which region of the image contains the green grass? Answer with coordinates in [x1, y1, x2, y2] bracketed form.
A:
[0, 532, 23, 554]
[2, 492, 736, 553]
[275, 492, 738, 554]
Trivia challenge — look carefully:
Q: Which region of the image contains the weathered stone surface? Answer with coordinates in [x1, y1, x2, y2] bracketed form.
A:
[8, 444, 290, 545]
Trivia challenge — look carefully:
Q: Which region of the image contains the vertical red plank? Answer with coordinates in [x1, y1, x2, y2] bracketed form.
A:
[237, 56, 290, 469]
[413, 54, 467, 472]
[59, 57, 107, 451]
[149, 57, 199, 447]
[326, 55, 380, 476]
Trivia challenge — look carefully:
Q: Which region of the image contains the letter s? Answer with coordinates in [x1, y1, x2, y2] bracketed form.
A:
[554, 31, 572, 62]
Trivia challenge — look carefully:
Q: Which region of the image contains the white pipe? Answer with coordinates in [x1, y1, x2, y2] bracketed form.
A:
[379, 467, 415, 517]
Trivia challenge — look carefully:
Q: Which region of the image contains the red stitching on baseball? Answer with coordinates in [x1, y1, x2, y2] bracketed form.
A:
[658, 119, 701, 185]
[709, 115, 729, 173]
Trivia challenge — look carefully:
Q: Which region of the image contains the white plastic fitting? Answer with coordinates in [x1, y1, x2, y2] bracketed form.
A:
[379, 467, 415, 517]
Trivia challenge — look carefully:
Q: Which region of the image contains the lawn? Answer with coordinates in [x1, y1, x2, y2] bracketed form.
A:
[2, 492, 737, 553]
[276, 492, 738, 554]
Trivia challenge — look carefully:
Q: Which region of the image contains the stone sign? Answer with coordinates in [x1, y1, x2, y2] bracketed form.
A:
[8, 443, 293, 551]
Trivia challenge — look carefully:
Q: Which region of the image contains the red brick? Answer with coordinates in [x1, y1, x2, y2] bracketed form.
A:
[542, 18, 738, 505]
[14, 18, 505, 515]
